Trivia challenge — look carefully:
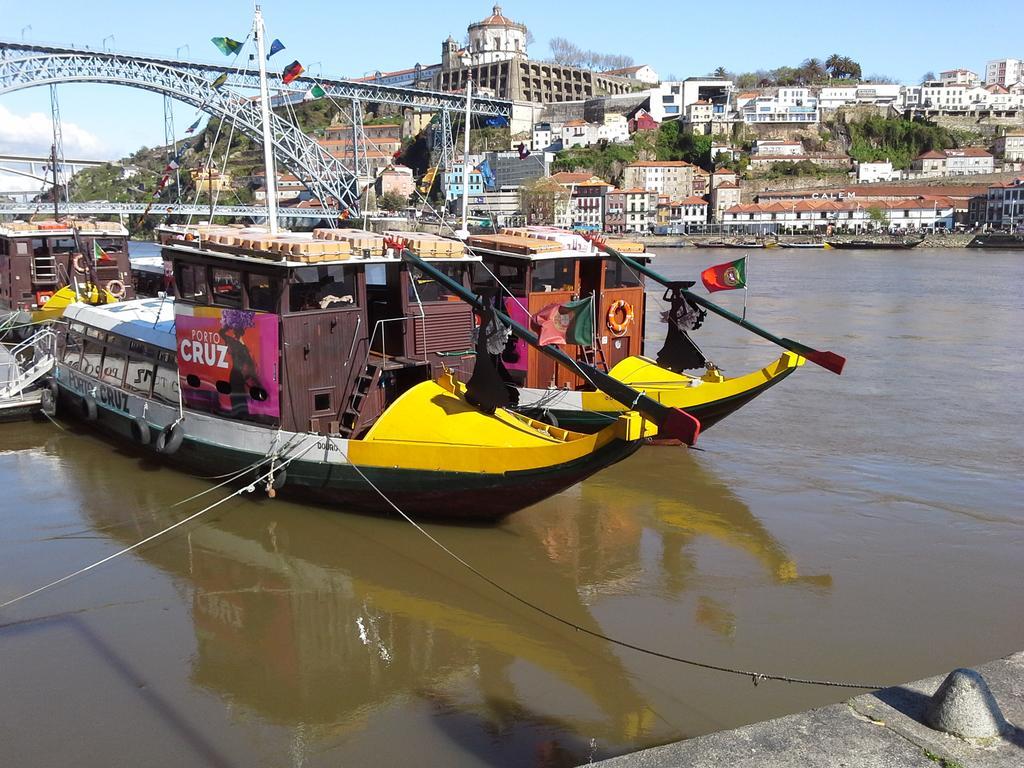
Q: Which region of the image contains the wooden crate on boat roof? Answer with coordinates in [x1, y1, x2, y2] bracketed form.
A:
[468, 233, 562, 255]
[603, 238, 646, 254]
[385, 231, 465, 258]
[313, 227, 384, 255]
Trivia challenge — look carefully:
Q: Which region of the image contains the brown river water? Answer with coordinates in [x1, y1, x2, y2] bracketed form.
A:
[1, 247, 1022, 767]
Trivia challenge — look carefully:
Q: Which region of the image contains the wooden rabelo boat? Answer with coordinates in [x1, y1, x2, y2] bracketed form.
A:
[0, 219, 131, 332]
[44, 225, 698, 521]
[458, 227, 842, 434]
[824, 237, 924, 250]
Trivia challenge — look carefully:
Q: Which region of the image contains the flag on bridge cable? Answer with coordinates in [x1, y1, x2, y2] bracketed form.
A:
[267, 39, 285, 59]
[303, 84, 326, 101]
[185, 116, 203, 134]
[211, 72, 228, 89]
[211, 37, 243, 56]
[282, 60, 304, 84]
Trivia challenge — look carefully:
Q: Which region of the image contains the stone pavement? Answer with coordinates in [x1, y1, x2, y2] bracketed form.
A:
[589, 652, 1023, 767]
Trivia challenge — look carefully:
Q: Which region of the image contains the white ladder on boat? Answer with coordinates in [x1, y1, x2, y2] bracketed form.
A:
[0, 328, 56, 400]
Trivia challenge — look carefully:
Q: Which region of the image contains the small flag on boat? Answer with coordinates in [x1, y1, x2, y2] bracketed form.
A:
[533, 295, 594, 346]
[211, 72, 228, 89]
[211, 37, 243, 56]
[701, 257, 746, 293]
[517, 142, 530, 160]
[185, 116, 203, 134]
[267, 39, 285, 59]
[94, 240, 113, 263]
[282, 60, 304, 84]
[303, 83, 326, 101]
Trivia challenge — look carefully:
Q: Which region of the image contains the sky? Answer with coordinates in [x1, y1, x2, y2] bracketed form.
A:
[1, 0, 1022, 191]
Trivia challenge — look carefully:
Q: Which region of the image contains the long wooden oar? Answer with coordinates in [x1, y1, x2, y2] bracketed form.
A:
[604, 245, 846, 375]
[401, 249, 701, 446]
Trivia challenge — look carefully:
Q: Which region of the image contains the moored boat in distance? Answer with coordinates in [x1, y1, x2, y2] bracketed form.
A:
[693, 240, 765, 249]
[462, 226, 807, 435]
[44, 224, 659, 521]
[824, 237, 924, 250]
[966, 232, 1024, 249]
[0, 219, 132, 331]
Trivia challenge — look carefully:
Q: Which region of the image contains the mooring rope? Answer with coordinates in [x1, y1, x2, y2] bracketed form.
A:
[0, 440, 318, 612]
[338, 447, 887, 691]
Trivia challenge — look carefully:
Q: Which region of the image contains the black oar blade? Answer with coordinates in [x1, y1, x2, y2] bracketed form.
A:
[781, 339, 846, 375]
[657, 408, 701, 447]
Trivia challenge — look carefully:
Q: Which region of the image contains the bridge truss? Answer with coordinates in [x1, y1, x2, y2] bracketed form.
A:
[0, 41, 513, 214]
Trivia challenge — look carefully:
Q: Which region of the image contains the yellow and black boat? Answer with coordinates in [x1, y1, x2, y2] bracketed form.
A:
[455, 229, 842, 436]
[46, 225, 690, 522]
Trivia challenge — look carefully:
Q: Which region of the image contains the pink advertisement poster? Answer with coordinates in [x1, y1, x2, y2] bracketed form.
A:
[175, 306, 280, 419]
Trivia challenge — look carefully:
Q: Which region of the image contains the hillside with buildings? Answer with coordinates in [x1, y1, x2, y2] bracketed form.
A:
[54, 6, 1024, 235]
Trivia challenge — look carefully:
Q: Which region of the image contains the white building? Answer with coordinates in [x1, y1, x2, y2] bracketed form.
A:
[742, 88, 819, 124]
[561, 119, 599, 148]
[940, 69, 979, 87]
[532, 122, 557, 151]
[723, 197, 955, 232]
[597, 113, 630, 143]
[994, 133, 1024, 162]
[645, 77, 733, 122]
[751, 140, 804, 157]
[856, 160, 899, 183]
[602, 64, 660, 84]
[944, 148, 995, 175]
[464, 5, 528, 66]
[985, 58, 1023, 88]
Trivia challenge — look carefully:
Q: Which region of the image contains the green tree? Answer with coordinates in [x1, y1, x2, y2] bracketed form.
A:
[378, 191, 409, 211]
[867, 206, 888, 227]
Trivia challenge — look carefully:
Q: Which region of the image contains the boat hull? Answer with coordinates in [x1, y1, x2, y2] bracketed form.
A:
[516, 352, 803, 434]
[50, 364, 644, 521]
[824, 240, 922, 249]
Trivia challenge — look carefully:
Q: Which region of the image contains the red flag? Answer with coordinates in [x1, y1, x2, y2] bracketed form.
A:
[282, 60, 304, 84]
[700, 257, 747, 293]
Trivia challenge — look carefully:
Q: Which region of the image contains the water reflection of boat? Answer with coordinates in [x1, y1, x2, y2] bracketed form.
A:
[58, 442, 672, 759]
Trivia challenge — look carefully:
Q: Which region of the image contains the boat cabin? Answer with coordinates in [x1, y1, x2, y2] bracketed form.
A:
[157, 225, 480, 438]
[465, 227, 649, 390]
[0, 219, 132, 319]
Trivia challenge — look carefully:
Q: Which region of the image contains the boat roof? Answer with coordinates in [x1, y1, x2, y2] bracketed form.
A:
[129, 255, 165, 275]
[0, 220, 129, 238]
[164, 241, 482, 267]
[158, 224, 482, 267]
[64, 297, 176, 351]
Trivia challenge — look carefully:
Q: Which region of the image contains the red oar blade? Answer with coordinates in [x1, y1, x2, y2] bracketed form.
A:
[658, 408, 701, 447]
[781, 338, 846, 375]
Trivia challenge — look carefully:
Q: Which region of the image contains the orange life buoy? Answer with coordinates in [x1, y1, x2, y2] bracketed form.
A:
[106, 279, 127, 299]
[606, 299, 634, 337]
[73, 253, 87, 273]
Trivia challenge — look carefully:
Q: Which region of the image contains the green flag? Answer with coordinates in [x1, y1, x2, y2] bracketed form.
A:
[535, 295, 594, 346]
[211, 37, 243, 56]
[304, 84, 326, 101]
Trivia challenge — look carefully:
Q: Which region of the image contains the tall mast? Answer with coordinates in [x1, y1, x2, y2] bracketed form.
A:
[457, 75, 472, 239]
[253, 5, 279, 234]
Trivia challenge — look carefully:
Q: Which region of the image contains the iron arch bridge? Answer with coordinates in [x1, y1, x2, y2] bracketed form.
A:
[0, 41, 513, 215]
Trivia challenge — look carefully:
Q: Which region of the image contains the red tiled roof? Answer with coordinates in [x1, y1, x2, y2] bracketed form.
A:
[944, 148, 993, 158]
[550, 172, 596, 184]
[916, 150, 946, 159]
[713, 168, 737, 175]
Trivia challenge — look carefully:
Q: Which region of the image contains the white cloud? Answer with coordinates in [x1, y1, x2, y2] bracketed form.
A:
[0, 103, 108, 159]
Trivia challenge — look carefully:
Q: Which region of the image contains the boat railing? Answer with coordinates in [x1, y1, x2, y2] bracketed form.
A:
[0, 326, 56, 400]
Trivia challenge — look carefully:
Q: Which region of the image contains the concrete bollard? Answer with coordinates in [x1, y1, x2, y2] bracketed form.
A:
[925, 668, 1009, 740]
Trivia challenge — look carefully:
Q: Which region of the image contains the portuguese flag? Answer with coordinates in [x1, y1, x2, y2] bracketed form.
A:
[534, 295, 594, 346]
[94, 241, 112, 263]
[282, 60, 304, 84]
[701, 257, 746, 293]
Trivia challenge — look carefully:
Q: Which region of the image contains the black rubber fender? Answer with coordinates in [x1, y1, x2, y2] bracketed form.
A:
[79, 393, 97, 421]
[130, 416, 151, 446]
[155, 422, 185, 455]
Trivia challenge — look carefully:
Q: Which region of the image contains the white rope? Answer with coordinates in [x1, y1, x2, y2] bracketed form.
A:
[0, 439, 318, 611]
